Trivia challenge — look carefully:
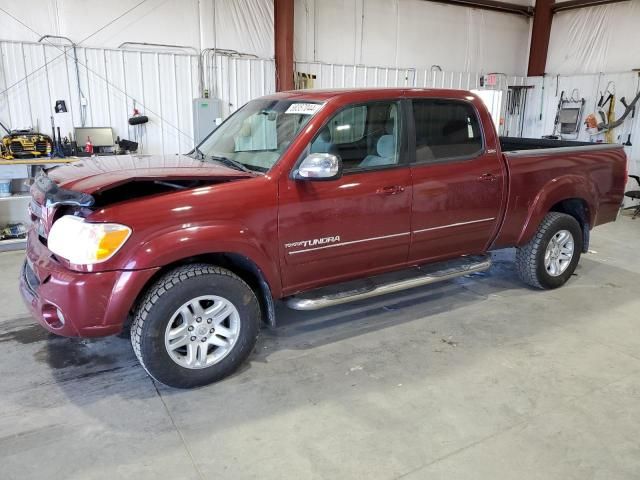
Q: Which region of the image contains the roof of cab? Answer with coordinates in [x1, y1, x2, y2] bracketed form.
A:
[264, 87, 477, 103]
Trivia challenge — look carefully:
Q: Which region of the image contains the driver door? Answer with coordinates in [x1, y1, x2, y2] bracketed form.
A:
[277, 100, 412, 295]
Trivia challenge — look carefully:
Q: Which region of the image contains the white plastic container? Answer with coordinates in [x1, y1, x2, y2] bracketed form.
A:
[0, 179, 11, 198]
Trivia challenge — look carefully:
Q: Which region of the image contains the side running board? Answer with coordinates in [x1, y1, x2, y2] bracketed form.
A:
[285, 255, 491, 311]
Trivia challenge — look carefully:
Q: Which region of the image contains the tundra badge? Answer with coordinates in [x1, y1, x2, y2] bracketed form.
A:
[285, 236, 341, 250]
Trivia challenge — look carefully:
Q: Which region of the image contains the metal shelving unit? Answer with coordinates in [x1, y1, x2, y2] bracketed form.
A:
[0, 194, 31, 251]
[0, 158, 78, 251]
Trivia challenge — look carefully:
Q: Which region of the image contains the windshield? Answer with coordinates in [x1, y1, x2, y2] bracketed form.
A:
[193, 99, 323, 172]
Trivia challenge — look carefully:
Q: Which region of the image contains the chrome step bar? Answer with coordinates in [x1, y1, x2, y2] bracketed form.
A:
[285, 255, 492, 311]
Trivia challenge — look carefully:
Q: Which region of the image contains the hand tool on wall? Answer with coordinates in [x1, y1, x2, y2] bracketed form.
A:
[595, 89, 640, 131]
[505, 85, 533, 137]
[620, 96, 634, 146]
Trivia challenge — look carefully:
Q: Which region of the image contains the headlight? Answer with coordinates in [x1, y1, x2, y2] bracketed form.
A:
[48, 215, 132, 265]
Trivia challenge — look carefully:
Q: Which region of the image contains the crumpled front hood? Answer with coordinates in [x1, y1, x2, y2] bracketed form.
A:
[45, 154, 254, 194]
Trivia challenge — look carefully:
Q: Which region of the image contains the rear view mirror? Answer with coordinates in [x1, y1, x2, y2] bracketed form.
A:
[295, 153, 342, 180]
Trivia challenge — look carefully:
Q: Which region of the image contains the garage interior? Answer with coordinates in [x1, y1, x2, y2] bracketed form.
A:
[1, 0, 639, 479]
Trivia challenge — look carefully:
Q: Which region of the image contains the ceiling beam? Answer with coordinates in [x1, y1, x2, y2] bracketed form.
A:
[422, 0, 533, 17]
[552, 0, 629, 12]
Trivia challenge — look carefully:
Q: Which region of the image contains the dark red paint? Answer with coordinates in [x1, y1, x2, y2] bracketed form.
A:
[21, 88, 627, 337]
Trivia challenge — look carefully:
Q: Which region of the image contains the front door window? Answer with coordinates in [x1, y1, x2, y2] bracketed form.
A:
[309, 101, 400, 171]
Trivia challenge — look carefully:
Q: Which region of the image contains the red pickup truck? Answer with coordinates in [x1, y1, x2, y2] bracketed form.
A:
[21, 88, 627, 388]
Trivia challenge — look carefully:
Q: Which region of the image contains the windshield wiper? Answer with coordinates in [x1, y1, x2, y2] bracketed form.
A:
[207, 155, 256, 174]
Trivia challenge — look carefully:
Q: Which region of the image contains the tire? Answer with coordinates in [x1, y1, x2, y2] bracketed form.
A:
[515, 212, 583, 290]
[131, 264, 260, 388]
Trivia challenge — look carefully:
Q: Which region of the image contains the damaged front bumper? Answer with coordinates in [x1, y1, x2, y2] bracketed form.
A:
[20, 228, 159, 338]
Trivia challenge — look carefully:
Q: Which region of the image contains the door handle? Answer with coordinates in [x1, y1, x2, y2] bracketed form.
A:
[478, 173, 497, 182]
[377, 185, 405, 195]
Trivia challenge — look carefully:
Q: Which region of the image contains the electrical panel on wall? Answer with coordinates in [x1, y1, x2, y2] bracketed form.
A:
[192, 98, 223, 145]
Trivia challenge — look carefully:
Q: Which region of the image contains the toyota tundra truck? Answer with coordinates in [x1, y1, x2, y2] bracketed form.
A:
[20, 88, 627, 388]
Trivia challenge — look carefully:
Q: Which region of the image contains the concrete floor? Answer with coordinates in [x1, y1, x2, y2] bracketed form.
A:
[1, 215, 639, 480]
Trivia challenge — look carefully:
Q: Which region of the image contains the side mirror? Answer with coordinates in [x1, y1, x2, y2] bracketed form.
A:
[295, 153, 342, 180]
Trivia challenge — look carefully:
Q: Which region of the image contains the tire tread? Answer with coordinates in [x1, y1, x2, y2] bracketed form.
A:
[130, 263, 259, 386]
[515, 212, 577, 289]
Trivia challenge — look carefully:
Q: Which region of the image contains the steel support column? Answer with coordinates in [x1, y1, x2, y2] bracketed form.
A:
[274, 0, 294, 91]
[528, 0, 554, 76]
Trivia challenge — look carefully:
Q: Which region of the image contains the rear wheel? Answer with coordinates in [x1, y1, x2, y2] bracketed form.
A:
[516, 212, 583, 289]
[131, 264, 260, 388]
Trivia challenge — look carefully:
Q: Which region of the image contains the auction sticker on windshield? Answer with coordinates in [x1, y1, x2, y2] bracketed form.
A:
[285, 103, 322, 115]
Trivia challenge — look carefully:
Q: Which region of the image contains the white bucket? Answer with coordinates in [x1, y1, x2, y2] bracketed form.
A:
[0, 179, 10, 198]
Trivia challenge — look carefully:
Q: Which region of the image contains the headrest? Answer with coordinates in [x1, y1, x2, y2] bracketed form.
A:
[377, 135, 395, 158]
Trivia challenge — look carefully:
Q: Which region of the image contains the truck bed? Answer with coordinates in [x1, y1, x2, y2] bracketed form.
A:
[492, 137, 627, 250]
[500, 136, 593, 152]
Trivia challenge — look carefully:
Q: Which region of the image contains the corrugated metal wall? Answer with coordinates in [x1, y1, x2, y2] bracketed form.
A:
[202, 50, 276, 118]
[294, 61, 417, 88]
[0, 39, 200, 154]
[294, 61, 526, 91]
[294, 61, 529, 136]
[0, 39, 533, 155]
[522, 72, 639, 198]
[0, 39, 276, 155]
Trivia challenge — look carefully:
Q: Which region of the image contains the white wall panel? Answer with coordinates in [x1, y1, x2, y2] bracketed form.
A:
[202, 53, 276, 117]
[295, 60, 528, 138]
[207, 0, 275, 58]
[0, 0, 201, 49]
[547, 2, 640, 75]
[0, 0, 274, 57]
[294, 0, 531, 75]
[0, 0, 276, 155]
[295, 61, 417, 88]
[521, 72, 640, 180]
[0, 40, 275, 155]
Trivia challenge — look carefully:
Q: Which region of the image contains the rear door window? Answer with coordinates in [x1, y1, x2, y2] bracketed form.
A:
[411, 100, 483, 163]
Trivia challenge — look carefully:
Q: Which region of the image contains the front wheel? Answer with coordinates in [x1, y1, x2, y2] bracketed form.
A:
[515, 212, 583, 289]
[131, 264, 260, 388]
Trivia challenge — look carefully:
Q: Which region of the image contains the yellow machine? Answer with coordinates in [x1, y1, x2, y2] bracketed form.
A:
[0, 122, 52, 160]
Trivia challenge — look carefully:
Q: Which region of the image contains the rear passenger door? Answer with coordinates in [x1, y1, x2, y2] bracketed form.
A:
[408, 98, 505, 263]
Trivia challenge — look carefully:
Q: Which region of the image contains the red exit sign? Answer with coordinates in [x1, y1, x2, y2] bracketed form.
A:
[482, 73, 498, 87]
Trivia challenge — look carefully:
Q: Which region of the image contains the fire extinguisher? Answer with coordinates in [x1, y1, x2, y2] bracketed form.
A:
[85, 136, 93, 154]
